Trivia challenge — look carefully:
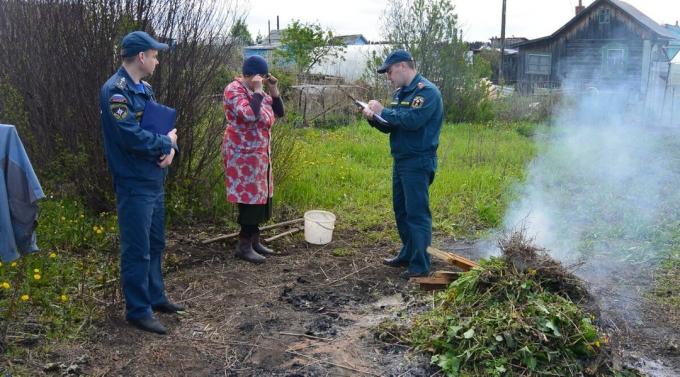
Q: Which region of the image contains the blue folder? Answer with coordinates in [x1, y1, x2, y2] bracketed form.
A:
[140, 101, 177, 135]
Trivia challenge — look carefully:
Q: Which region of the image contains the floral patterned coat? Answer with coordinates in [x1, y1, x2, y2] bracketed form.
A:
[222, 79, 276, 204]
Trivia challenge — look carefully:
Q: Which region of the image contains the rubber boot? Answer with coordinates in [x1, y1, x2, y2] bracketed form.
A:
[252, 229, 274, 255]
[235, 234, 265, 264]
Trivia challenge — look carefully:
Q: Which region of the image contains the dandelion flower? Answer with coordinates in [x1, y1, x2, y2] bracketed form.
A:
[20, 294, 29, 301]
[11, 262, 17, 267]
[49, 252, 57, 258]
[594, 340, 601, 348]
[33, 274, 41, 280]
[1, 282, 9, 289]
[33, 268, 40, 273]
[60, 216, 66, 221]
[92, 226, 98, 232]
[96, 228, 103, 235]
[0, 262, 3, 267]
[60, 295, 68, 302]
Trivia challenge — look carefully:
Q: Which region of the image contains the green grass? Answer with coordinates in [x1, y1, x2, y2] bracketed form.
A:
[276, 121, 536, 237]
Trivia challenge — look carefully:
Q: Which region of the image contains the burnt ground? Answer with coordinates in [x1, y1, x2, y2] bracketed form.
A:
[24, 227, 445, 377]
[443, 239, 680, 377]
[11, 230, 679, 376]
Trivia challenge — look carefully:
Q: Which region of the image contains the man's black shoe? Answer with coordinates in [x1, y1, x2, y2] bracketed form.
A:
[400, 270, 430, 280]
[127, 317, 167, 334]
[152, 302, 185, 314]
[382, 257, 409, 268]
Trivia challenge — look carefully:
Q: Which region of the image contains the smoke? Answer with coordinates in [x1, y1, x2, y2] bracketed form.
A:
[504, 88, 678, 263]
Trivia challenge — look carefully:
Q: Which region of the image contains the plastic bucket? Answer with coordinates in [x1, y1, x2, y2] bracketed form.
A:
[304, 210, 336, 245]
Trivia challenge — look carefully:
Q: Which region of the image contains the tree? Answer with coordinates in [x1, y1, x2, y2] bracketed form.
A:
[275, 20, 346, 74]
[230, 18, 253, 46]
[381, 0, 490, 121]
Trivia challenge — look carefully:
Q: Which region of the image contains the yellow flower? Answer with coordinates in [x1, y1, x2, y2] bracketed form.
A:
[11, 262, 17, 267]
[527, 268, 537, 276]
[0, 262, 3, 267]
[1, 282, 10, 289]
[594, 340, 601, 348]
[33, 268, 40, 273]
[60, 216, 66, 221]
[60, 295, 68, 302]
[80, 214, 84, 218]
[49, 252, 57, 258]
[33, 274, 41, 280]
[92, 226, 98, 232]
[20, 294, 29, 301]
[96, 228, 103, 235]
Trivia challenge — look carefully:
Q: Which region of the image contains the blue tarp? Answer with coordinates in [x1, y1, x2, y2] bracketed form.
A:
[0, 124, 44, 262]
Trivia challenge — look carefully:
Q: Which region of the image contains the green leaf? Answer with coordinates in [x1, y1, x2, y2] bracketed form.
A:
[545, 319, 561, 337]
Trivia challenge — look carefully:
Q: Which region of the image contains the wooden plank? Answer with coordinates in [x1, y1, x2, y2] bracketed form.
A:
[411, 270, 462, 291]
[264, 227, 304, 243]
[201, 218, 304, 244]
[427, 247, 479, 271]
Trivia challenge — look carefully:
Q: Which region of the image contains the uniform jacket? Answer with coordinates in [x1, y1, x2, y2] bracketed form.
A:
[0, 124, 45, 262]
[369, 74, 444, 162]
[99, 67, 175, 192]
[222, 79, 277, 205]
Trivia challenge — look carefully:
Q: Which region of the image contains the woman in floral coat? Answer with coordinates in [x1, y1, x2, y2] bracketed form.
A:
[223, 56, 284, 264]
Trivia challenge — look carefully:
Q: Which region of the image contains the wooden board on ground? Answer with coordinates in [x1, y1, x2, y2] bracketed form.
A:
[427, 246, 479, 271]
[411, 270, 461, 291]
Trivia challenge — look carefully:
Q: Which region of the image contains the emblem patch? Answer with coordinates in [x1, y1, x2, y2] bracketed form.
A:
[412, 96, 425, 108]
[110, 103, 129, 120]
[109, 94, 127, 104]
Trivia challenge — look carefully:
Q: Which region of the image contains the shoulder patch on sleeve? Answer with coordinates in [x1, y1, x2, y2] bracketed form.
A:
[110, 103, 129, 120]
[109, 94, 127, 104]
[412, 96, 425, 108]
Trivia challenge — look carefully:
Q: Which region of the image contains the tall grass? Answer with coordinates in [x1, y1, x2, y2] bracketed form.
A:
[275, 121, 536, 237]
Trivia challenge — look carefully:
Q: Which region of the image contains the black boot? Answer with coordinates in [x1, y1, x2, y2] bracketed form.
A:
[252, 229, 274, 255]
[235, 234, 266, 264]
[152, 301, 185, 314]
[128, 317, 167, 334]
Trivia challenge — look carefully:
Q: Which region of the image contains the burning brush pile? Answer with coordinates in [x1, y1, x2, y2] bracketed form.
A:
[408, 231, 638, 376]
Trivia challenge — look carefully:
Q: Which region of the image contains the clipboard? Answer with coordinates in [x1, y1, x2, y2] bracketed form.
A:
[346, 94, 390, 126]
[140, 101, 177, 135]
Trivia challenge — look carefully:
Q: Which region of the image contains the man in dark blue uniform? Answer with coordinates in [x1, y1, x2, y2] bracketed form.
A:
[363, 50, 443, 279]
[100, 31, 182, 334]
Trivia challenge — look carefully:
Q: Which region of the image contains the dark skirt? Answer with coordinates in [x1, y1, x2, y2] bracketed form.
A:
[237, 197, 273, 225]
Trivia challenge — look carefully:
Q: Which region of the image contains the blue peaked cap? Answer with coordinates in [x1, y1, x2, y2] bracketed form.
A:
[377, 50, 414, 73]
[121, 31, 169, 57]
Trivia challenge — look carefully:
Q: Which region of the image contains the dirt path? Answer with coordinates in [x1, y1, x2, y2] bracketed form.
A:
[32, 228, 442, 376]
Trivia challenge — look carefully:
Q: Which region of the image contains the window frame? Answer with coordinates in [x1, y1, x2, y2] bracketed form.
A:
[598, 8, 611, 24]
[526, 53, 552, 75]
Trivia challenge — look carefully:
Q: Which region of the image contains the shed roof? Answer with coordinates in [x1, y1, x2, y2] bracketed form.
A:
[518, 0, 677, 47]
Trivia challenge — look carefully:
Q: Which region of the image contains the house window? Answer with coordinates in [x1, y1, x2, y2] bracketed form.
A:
[526, 54, 551, 75]
[599, 8, 611, 24]
[606, 48, 625, 74]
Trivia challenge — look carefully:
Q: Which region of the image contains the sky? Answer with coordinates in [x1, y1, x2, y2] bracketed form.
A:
[237, 0, 680, 43]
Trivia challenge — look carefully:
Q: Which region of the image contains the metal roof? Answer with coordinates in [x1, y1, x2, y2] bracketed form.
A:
[518, 0, 678, 47]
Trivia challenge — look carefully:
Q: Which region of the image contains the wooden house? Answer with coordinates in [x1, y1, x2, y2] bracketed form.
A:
[516, 0, 680, 94]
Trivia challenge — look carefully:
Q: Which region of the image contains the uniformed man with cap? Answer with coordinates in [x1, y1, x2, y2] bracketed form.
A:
[362, 50, 443, 279]
[99, 31, 182, 334]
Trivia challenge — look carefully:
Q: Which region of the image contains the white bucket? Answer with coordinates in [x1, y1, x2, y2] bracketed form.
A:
[304, 210, 336, 245]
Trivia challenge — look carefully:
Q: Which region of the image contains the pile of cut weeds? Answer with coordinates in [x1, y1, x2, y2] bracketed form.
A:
[409, 231, 640, 376]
